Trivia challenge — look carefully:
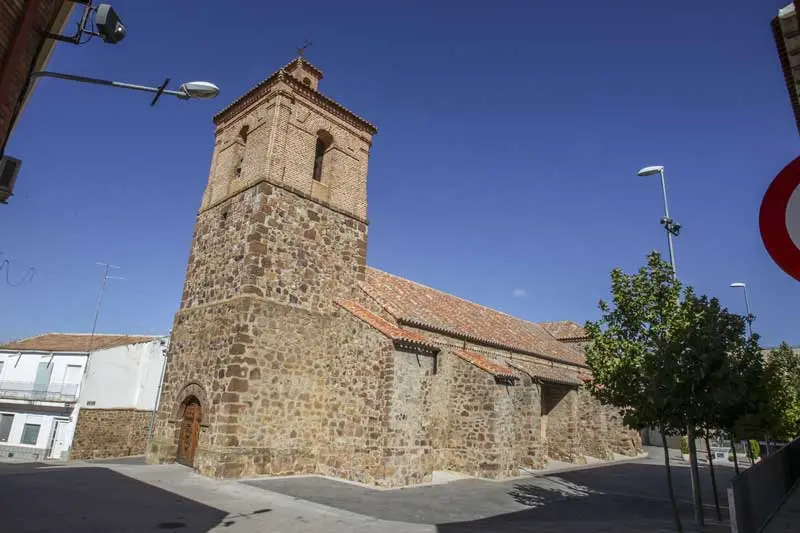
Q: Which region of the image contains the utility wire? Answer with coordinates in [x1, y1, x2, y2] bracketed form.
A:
[0, 254, 36, 287]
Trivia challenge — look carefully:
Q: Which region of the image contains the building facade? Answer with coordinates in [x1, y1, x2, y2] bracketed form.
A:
[0, 333, 167, 460]
[146, 57, 641, 486]
[774, 2, 800, 135]
[0, 1, 72, 154]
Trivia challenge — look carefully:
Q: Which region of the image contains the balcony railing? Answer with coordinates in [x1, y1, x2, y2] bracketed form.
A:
[0, 381, 79, 402]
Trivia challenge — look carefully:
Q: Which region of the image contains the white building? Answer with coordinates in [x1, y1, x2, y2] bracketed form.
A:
[0, 333, 167, 461]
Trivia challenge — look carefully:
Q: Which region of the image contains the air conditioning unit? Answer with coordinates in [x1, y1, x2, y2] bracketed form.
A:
[0, 156, 22, 204]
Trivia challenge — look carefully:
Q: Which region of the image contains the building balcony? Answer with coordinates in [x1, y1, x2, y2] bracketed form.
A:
[0, 381, 79, 403]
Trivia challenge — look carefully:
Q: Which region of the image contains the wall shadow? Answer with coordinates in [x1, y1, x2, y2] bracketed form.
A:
[0, 466, 233, 532]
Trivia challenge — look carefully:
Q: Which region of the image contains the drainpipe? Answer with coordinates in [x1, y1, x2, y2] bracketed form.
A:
[146, 338, 169, 443]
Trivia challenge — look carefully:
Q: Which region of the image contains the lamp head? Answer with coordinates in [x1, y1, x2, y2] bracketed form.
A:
[637, 165, 664, 177]
[730, 282, 746, 288]
[178, 81, 220, 100]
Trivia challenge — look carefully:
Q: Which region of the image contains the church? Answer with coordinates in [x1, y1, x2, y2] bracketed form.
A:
[145, 57, 641, 486]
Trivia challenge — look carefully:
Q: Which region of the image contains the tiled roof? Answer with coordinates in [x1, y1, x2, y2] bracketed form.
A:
[539, 320, 590, 341]
[453, 349, 517, 379]
[362, 268, 586, 367]
[0, 333, 157, 353]
[334, 300, 437, 351]
[508, 361, 582, 387]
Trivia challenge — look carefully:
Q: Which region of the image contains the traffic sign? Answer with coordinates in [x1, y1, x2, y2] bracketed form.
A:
[760, 156, 800, 281]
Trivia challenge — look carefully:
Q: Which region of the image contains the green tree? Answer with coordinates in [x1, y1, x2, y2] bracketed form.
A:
[584, 252, 686, 532]
[765, 342, 800, 440]
[670, 291, 757, 520]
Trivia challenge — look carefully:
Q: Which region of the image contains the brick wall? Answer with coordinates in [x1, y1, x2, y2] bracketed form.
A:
[0, 1, 68, 151]
[71, 408, 153, 460]
[202, 79, 373, 221]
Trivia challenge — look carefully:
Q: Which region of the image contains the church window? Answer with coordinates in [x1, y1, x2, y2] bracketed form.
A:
[303, 77, 311, 86]
[233, 125, 249, 178]
[312, 130, 333, 182]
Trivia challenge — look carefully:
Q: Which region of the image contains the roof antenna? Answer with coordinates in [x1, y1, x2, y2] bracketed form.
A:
[86, 262, 125, 355]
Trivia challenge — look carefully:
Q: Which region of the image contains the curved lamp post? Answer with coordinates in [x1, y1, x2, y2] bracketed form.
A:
[730, 282, 754, 338]
[31, 71, 220, 105]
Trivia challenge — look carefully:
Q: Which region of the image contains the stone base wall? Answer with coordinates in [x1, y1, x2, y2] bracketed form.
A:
[577, 388, 642, 459]
[147, 291, 640, 486]
[71, 408, 153, 460]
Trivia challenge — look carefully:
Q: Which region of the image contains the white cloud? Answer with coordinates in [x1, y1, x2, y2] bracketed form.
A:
[512, 288, 527, 298]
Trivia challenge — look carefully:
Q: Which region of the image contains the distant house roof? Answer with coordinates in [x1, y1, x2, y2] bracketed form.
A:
[539, 320, 590, 342]
[0, 333, 157, 353]
[361, 268, 586, 367]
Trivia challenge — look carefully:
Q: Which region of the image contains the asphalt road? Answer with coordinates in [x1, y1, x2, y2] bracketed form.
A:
[0, 451, 736, 533]
[245, 454, 736, 532]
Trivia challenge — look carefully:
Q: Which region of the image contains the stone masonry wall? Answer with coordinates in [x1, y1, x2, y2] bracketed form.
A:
[181, 183, 366, 313]
[383, 348, 437, 485]
[71, 408, 153, 460]
[316, 309, 395, 484]
[541, 383, 580, 463]
[577, 387, 611, 460]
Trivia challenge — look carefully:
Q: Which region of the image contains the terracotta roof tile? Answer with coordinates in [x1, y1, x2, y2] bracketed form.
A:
[509, 361, 582, 387]
[0, 333, 157, 353]
[334, 300, 436, 350]
[362, 268, 586, 367]
[453, 349, 517, 379]
[539, 320, 590, 341]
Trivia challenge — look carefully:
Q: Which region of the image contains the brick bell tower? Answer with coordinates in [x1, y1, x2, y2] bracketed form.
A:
[146, 57, 377, 477]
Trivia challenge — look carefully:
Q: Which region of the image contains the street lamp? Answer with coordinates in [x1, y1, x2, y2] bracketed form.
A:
[636, 164, 702, 527]
[31, 71, 220, 105]
[730, 282, 754, 337]
[637, 165, 681, 274]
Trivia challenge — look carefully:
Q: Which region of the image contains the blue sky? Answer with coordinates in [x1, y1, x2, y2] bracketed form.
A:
[1, 0, 798, 346]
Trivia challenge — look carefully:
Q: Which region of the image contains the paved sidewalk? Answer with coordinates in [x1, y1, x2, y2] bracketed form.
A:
[762, 481, 800, 532]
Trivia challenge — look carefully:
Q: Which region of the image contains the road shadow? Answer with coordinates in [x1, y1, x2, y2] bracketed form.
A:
[0, 466, 232, 532]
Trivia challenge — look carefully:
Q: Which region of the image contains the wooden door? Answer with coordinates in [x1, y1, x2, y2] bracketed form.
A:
[176, 398, 200, 466]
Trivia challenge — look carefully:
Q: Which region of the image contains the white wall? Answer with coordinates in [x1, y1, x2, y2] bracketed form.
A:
[0, 411, 67, 450]
[0, 351, 87, 391]
[77, 338, 167, 410]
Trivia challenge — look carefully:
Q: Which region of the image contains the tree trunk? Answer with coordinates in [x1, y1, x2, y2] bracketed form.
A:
[730, 437, 740, 475]
[704, 435, 721, 521]
[686, 426, 705, 529]
[662, 431, 684, 532]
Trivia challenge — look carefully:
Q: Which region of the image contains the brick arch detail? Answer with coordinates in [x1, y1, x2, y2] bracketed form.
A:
[172, 382, 211, 426]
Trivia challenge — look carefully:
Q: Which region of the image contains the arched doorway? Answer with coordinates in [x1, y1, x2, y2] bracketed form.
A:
[176, 396, 201, 466]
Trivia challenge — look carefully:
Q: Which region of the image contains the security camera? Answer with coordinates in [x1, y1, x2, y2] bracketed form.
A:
[95, 4, 126, 44]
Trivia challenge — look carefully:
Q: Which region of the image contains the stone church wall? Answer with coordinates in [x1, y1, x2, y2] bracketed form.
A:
[182, 183, 366, 314]
[541, 384, 581, 463]
[71, 408, 153, 460]
[316, 310, 396, 484]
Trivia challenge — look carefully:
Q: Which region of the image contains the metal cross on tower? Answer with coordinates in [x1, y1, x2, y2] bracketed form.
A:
[297, 39, 313, 57]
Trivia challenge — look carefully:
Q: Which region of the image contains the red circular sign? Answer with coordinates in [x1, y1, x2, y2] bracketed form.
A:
[760, 156, 800, 281]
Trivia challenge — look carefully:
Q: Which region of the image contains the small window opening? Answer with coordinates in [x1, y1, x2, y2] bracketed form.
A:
[233, 125, 249, 179]
[312, 130, 333, 182]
